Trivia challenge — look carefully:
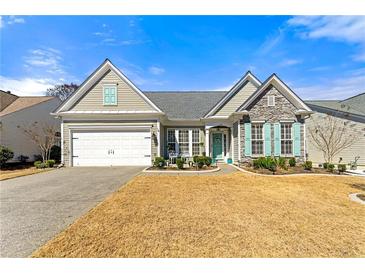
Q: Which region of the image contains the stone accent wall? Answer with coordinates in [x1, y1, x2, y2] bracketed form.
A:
[239, 85, 305, 161]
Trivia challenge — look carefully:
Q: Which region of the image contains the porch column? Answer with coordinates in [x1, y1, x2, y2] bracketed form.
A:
[205, 127, 210, 157]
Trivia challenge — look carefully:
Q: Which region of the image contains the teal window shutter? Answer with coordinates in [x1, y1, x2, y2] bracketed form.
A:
[293, 122, 301, 156]
[264, 123, 271, 156]
[274, 123, 281, 156]
[244, 123, 252, 156]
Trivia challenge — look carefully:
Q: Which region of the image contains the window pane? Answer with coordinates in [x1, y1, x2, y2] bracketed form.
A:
[251, 124, 264, 155]
[192, 143, 200, 156]
[192, 129, 199, 143]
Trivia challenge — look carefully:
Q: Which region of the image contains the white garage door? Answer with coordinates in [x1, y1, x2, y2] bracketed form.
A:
[72, 131, 151, 166]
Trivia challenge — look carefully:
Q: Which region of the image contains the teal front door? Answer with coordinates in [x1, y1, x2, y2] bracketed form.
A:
[212, 133, 223, 159]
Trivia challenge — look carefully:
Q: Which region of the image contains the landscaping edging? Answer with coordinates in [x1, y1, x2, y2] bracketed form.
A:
[349, 193, 365, 205]
[142, 166, 220, 174]
[230, 164, 350, 177]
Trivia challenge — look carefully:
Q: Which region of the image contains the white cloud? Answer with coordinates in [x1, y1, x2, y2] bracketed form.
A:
[0, 76, 56, 96]
[288, 16, 365, 62]
[24, 47, 64, 74]
[0, 16, 25, 28]
[279, 59, 302, 67]
[295, 69, 365, 100]
[258, 29, 285, 55]
[148, 66, 165, 75]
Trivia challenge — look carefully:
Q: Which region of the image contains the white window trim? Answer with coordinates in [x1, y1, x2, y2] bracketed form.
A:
[251, 123, 264, 156]
[267, 95, 275, 106]
[167, 128, 201, 156]
[103, 84, 118, 106]
[280, 123, 293, 156]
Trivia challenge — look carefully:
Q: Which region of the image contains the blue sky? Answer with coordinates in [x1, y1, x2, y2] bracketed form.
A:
[0, 15, 364, 99]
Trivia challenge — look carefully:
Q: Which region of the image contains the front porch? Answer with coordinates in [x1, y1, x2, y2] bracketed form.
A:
[205, 124, 233, 163]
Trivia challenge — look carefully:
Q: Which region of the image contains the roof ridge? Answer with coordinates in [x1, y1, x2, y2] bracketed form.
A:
[340, 91, 365, 102]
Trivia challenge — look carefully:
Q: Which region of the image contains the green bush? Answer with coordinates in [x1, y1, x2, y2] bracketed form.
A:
[289, 158, 296, 167]
[50, 145, 61, 162]
[327, 163, 335, 172]
[253, 157, 276, 170]
[275, 157, 287, 169]
[34, 161, 46, 169]
[176, 158, 184, 169]
[46, 160, 56, 168]
[0, 145, 14, 166]
[303, 161, 312, 170]
[323, 162, 329, 169]
[153, 157, 165, 168]
[193, 155, 199, 163]
[204, 156, 212, 167]
[268, 161, 277, 174]
[338, 164, 347, 173]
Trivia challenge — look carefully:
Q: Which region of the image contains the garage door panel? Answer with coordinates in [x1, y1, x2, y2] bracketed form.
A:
[72, 131, 151, 166]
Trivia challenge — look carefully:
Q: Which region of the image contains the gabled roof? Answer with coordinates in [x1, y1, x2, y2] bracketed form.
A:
[0, 96, 55, 117]
[305, 92, 365, 117]
[0, 90, 19, 111]
[204, 71, 261, 117]
[54, 59, 163, 114]
[144, 91, 227, 119]
[237, 74, 312, 112]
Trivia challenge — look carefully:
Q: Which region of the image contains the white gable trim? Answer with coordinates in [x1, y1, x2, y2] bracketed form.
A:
[237, 74, 312, 112]
[54, 59, 163, 114]
[204, 71, 261, 118]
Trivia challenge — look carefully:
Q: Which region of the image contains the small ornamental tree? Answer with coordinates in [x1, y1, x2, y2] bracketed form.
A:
[46, 83, 79, 101]
[308, 114, 363, 163]
[18, 122, 59, 162]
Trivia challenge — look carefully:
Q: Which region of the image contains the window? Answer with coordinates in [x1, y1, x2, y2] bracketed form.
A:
[167, 129, 177, 153]
[103, 85, 117, 105]
[178, 130, 190, 155]
[267, 95, 275, 106]
[251, 124, 264, 155]
[281, 123, 293, 155]
[167, 128, 200, 156]
[192, 129, 200, 156]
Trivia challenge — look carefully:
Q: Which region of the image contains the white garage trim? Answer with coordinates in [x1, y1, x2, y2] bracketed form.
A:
[69, 126, 152, 167]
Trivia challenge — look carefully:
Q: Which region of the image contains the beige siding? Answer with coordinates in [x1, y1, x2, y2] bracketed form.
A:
[71, 70, 155, 111]
[62, 121, 157, 167]
[306, 113, 365, 166]
[216, 81, 257, 116]
[0, 98, 61, 162]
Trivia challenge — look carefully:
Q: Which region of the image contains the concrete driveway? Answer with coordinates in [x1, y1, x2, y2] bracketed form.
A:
[0, 166, 144, 257]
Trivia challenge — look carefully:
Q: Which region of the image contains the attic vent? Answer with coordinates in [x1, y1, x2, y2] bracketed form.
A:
[267, 95, 275, 106]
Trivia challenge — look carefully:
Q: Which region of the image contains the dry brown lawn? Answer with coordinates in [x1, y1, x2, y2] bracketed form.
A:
[32, 172, 365, 258]
[0, 167, 50, 181]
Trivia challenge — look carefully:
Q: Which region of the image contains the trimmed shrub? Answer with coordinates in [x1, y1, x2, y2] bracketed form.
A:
[193, 155, 199, 163]
[153, 157, 165, 168]
[323, 162, 329, 169]
[289, 157, 296, 167]
[327, 163, 335, 173]
[176, 158, 184, 169]
[0, 145, 14, 166]
[303, 161, 312, 170]
[46, 160, 56, 168]
[34, 161, 46, 169]
[338, 164, 347, 173]
[268, 161, 277, 174]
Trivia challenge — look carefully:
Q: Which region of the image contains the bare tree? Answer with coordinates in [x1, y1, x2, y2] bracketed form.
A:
[308, 114, 363, 163]
[18, 122, 59, 162]
[46, 83, 78, 101]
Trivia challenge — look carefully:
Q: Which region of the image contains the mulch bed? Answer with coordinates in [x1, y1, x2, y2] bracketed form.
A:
[146, 166, 218, 171]
[240, 165, 341, 175]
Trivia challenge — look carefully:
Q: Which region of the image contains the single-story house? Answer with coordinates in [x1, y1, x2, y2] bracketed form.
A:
[53, 59, 316, 167]
[306, 93, 365, 166]
[0, 90, 61, 162]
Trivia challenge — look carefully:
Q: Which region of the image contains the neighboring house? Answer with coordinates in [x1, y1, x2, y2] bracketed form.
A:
[305, 93, 365, 166]
[0, 90, 62, 162]
[53, 59, 313, 167]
